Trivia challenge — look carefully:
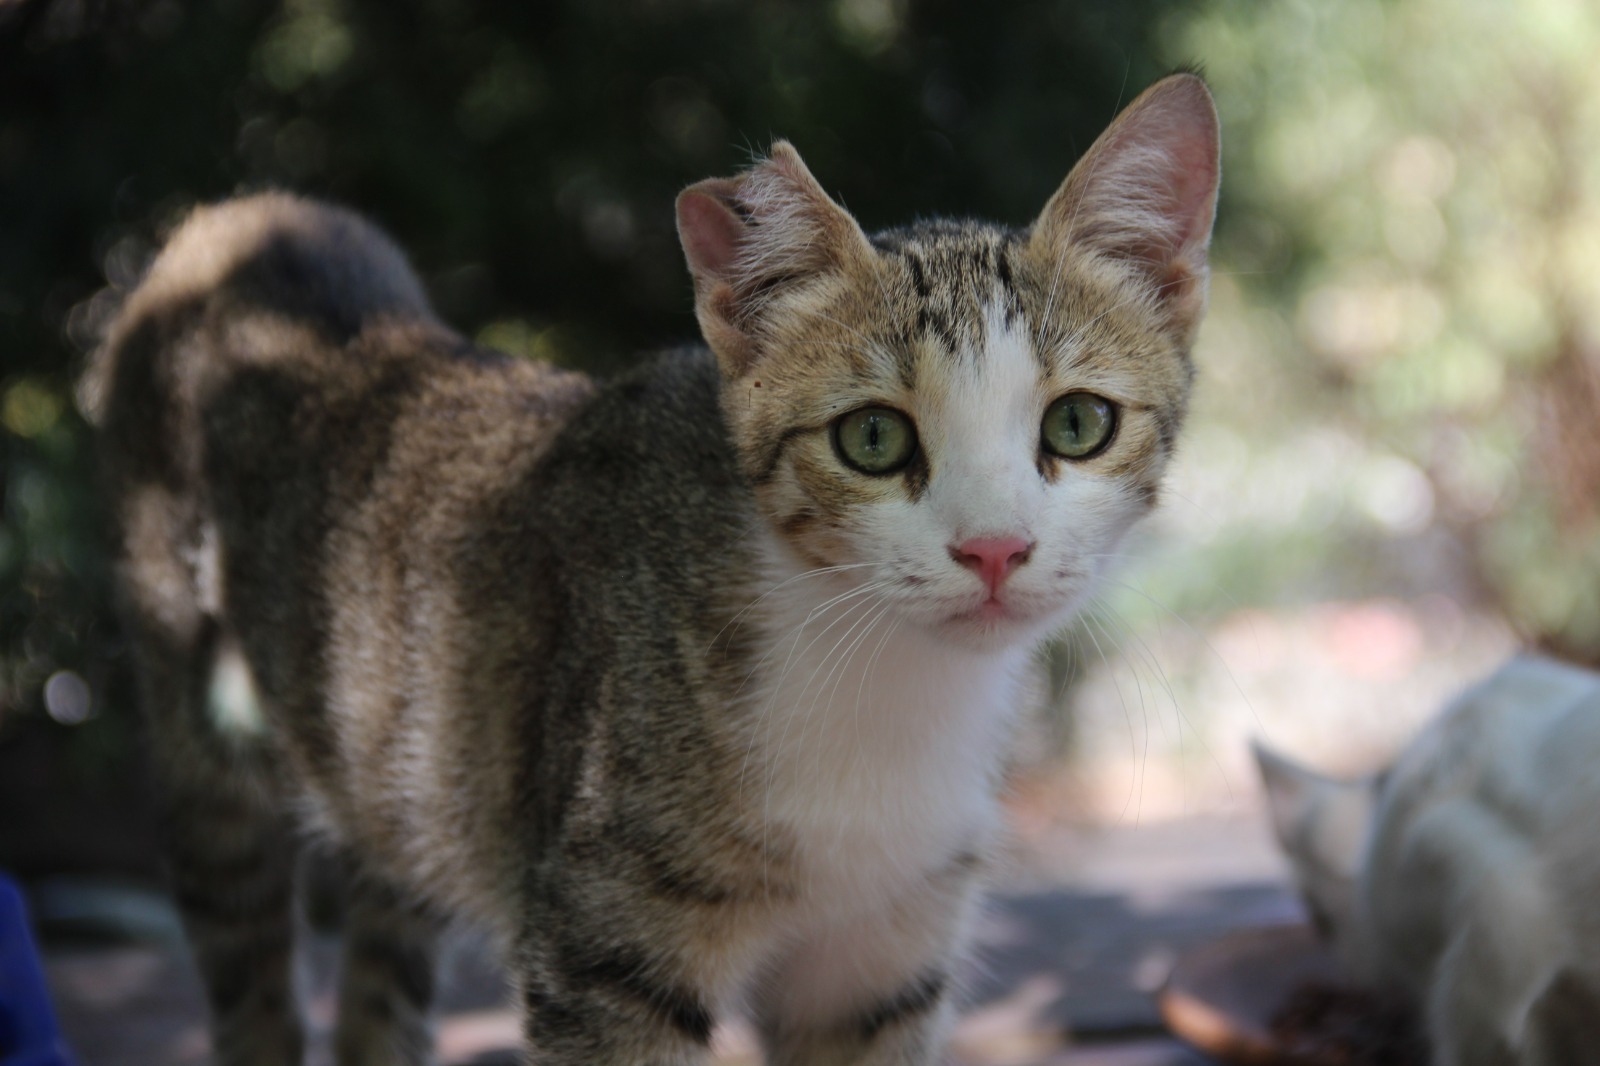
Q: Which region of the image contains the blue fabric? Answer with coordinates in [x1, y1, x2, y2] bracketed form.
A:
[0, 875, 72, 1066]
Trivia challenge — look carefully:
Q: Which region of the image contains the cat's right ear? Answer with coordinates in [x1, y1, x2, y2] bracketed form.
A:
[1031, 72, 1221, 345]
[677, 144, 874, 378]
[1253, 740, 1376, 875]
[1253, 740, 1327, 850]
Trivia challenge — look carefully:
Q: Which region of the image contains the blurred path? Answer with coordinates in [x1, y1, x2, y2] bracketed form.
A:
[44, 815, 1293, 1065]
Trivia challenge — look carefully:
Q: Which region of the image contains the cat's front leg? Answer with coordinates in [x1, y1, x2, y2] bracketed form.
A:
[756, 854, 983, 1066]
[513, 874, 776, 1066]
[514, 932, 722, 1066]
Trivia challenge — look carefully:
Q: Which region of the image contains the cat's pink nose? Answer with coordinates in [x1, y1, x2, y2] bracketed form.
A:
[950, 535, 1034, 594]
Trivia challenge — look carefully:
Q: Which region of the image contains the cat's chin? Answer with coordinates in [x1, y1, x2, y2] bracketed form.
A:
[934, 599, 1062, 652]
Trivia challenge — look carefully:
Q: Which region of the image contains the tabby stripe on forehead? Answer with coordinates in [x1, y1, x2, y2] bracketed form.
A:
[976, 242, 995, 277]
[995, 242, 1015, 296]
[902, 249, 959, 354]
[922, 307, 963, 359]
[995, 239, 1024, 328]
[906, 252, 931, 299]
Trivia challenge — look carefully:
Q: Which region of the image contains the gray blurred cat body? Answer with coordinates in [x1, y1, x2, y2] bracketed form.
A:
[96, 75, 1219, 1065]
[1257, 656, 1600, 1066]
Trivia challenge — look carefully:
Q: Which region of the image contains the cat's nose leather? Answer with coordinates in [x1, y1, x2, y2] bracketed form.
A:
[950, 536, 1033, 593]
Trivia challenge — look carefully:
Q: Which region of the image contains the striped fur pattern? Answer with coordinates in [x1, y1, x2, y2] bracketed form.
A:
[96, 75, 1218, 1064]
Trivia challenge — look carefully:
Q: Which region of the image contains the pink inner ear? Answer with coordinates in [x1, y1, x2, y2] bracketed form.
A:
[1150, 114, 1220, 256]
[1044, 75, 1220, 279]
[677, 191, 748, 282]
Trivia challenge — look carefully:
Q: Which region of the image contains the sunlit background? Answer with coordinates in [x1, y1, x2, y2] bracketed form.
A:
[3, 0, 1599, 884]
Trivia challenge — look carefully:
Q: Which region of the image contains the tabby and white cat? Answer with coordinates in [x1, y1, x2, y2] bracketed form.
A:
[1256, 656, 1600, 1066]
[95, 74, 1218, 1064]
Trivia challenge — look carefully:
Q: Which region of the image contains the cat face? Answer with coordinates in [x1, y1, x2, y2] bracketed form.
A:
[678, 75, 1220, 649]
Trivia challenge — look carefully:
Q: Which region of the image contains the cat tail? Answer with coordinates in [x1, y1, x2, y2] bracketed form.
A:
[81, 191, 437, 428]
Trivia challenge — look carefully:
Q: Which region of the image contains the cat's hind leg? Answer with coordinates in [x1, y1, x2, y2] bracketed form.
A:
[333, 859, 441, 1066]
[147, 627, 305, 1066]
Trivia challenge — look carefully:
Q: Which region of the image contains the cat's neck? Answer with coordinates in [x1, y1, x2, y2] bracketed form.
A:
[738, 535, 1035, 904]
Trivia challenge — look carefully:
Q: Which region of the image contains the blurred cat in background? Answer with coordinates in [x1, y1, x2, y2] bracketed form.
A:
[1257, 655, 1600, 1066]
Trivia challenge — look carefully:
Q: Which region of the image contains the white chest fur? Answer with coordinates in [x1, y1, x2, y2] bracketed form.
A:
[743, 563, 1032, 913]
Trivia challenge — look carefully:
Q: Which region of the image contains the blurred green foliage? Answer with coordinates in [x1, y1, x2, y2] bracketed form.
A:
[1151, 0, 1600, 660]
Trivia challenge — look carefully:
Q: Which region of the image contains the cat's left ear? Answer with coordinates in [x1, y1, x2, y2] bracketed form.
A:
[1254, 741, 1335, 851]
[677, 143, 875, 377]
[1031, 73, 1221, 344]
[1252, 740, 1374, 878]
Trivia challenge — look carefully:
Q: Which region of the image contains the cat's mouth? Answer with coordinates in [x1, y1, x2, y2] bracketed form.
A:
[940, 584, 1077, 639]
[971, 596, 1012, 623]
[950, 593, 1022, 627]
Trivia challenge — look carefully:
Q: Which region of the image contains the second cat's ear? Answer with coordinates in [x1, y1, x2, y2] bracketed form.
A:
[1254, 741, 1333, 850]
[677, 143, 874, 377]
[1253, 740, 1375, 878]
[1031, 73, 1221, 344]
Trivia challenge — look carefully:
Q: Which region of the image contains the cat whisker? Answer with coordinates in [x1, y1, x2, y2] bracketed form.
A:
[807, 596, 897, 719]
[734, 575, 894, 890]
[735, 579, 888, 773]
[754, 589, 890, 875]
[733, 577, 892, 698]
[798, 595, 897, 807]
[855, 606, 904, 747]
[818, 599, 902, 858]
[1086, 599, 1237, 813]
[739, 582, 887, 897]
[1099, 576, 1262, 736]
[1074, 609, 1147, 826]
[713, 560, 881, 653]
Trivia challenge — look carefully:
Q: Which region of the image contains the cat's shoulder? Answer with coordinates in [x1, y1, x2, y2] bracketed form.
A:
[533, 346, 751, 541]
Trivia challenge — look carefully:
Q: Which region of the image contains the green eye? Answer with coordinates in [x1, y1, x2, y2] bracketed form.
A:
[1042, 392, 1116, 459]
[834, 407, 917, 475]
